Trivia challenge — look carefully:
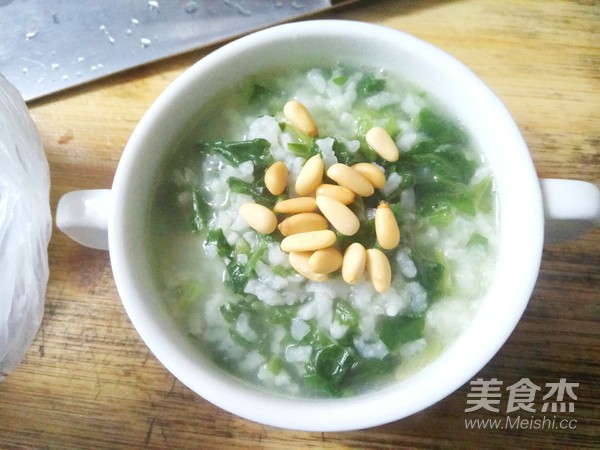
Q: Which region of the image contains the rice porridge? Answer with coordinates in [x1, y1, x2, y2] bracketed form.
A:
[147, 64, 498, 397]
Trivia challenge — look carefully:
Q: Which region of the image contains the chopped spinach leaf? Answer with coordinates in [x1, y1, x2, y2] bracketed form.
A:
[341, 356, 395, 396]
[468, 232, 489, 247]
[335, 300, 359, 328]
[287, 142, 318, 159]
[227, 177, 277, 208]
[332, 75, 348, 85]
[357, 73, 386, 99]
[378, 314, 425, 351]
[205, 228, 230, 258]
[249, 83, 275, 106]
[412, 249, 452, 300]
[170, 282, 203, 318]
[417, 107, 467, 145]
[304, 343, 357, 396]
[197, 138, 273, 168]
[205, 228, 268, 295]
[331, 138, 362, 166]
[470, 175, 495, 214]
[190, 189, 210, 232]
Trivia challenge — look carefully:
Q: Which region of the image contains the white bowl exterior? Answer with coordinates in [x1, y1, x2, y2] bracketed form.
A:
[110, 20, 544, 431]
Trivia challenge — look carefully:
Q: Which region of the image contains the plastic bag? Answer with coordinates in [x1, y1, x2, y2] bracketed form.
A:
[0, 75, 51, 380]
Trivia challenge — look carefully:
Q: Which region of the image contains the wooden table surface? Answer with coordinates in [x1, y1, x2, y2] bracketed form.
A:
[1, 0, 598, 448]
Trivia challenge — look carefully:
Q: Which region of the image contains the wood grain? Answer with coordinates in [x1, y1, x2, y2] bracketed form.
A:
[1, 1, 598, 448]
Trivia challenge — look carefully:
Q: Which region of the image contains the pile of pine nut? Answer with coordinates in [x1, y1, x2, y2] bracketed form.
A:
[239, 100, 401, 293]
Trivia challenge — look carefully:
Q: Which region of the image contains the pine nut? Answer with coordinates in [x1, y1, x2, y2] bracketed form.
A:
[316, 195, 360, 236]
[351, 162, 386, 189]
[366, 248, 392, 293]
[273, 197, 317, 214]
[315, 183, 355, 205]
[289, 252, 329, 282]
[366, 127, 399, 162]
[239, 202, 277, 234]
[375, 202, 400, 249]
[308, 246, 343, 274]
[264, 161, 288, 195]
[280, 229, 336, 253]
[277, 213, 328, 236]
[326, 163, 374, 197]
[283, 100, 319, 137]
[341, 242, 367, 284]
[295, 154, 324, 196]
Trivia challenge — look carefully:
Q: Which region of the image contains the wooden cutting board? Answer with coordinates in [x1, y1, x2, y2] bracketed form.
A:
[1, 0, 598, 448]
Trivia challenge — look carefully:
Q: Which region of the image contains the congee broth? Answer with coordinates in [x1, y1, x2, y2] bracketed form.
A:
[148, 64, 498, 397]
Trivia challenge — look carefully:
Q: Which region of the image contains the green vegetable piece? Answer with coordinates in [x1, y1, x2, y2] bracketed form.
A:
[331, 138, 363, 166]
[227, 177, 262, 197]
[267, 357, 283, 375]
[287, 142, 318, 159]
[249, 83, 275, 105]
[225, 243, 267, 294]
[247, 242, 267, 272]
[205, 229, 268, 295]
[198, 138, 273, 168]
[303, 371, 339, 397]
[418, 198, 455, 226]
[227, 177, 277, 208]
[204, 229, 230, 258]
[452, 195, 477, 216]
[220, 299, 273, 355]
[304, 344, 356, 396]
[339, 354, 396, 396]
[468, 232, 489, 247]
[271, 264, 293, 278]
[219, 302, 242, 324]
[397, 171, 416, 190]
[471, 175, 495, 214]
[378, 314, 425, 351]
[315, 345, 355, 386]
[190, 189, 210, 232]
[235, 237, 251, 256]
[354, 104, 401, 145]
[357, 73, 386, 98]
[336, 218, 376, 252]
[170, 282, 203, 318]
[332, 75, 348, 86]
[387, 202, 405, 228]
[417, 108, 467, 145]
[435, 145, 477, 184]
[412, 249, 452, 300]
[410, 142, 483, 220]
[410, 153, 468, 187]
[408, 143, 475, 183]
[225, 262, 251, 294]
[266, 304, 299, 326]
[334, 300, 359, 328]
[229, 328, 256, 349]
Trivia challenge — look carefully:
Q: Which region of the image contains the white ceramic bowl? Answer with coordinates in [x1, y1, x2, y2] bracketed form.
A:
[55, 18, 600, 431]
[104, 20, 547, 431]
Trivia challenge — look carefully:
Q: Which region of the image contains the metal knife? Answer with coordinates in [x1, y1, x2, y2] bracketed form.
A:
[0, 0, 358, 102]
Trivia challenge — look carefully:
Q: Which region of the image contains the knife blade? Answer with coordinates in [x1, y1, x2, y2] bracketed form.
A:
[0, 0, 357, 102]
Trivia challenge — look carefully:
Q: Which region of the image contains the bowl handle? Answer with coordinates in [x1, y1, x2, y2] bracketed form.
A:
[56, 189, 111, 250]
[541, 179, 600, 242]
[55, 180, 599, 249]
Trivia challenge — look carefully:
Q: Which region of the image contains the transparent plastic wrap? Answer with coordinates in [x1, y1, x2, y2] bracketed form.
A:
[0, 75, 51, 380]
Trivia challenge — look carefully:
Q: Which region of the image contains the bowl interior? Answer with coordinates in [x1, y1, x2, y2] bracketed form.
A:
[110, 20, 544, 431]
